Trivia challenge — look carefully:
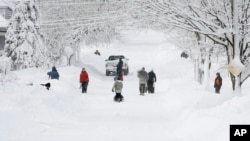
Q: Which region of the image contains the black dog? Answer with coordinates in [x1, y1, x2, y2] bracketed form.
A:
[40, 83, 51, 90]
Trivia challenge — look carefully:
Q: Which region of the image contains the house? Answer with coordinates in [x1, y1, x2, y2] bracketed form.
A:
[0, 15, 8, 51]
[0, 5, 12, 20]
[0, 4, 12, 51]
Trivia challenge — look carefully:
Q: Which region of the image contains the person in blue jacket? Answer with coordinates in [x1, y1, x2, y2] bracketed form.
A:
[47, 66, 59, 80]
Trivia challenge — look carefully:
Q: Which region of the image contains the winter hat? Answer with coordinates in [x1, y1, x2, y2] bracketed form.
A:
[52, 66, 57, 71]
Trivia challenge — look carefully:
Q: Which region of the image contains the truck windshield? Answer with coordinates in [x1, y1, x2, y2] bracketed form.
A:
[108, 56, 125, 60]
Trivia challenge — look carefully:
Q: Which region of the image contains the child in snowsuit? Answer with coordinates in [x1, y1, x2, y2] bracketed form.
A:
[112, 77, 124, 102]
[214, 72, 222, 93]
[47, 66, 59, 80]
[80, 68, 89, 93]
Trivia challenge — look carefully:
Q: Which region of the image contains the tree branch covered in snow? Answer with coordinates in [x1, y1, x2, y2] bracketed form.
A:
[4, 0, 48, 70]
[37, 0, 134, 65]
[142, 0, 250, 90]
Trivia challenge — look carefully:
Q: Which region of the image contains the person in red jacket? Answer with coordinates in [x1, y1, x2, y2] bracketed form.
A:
[214, 72, 222, 94]
[80, 68, 89, 93]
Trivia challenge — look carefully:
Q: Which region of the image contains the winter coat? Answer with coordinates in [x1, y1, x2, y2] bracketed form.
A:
[112, 80, 123, 93]
[137, 70, 148, 84]
[214, 76, 222, 88]
[80, 70, 89, 83]
[116, 59, 123, 75]
[148, 71, 156, 82]
[47, 66, 59, 80]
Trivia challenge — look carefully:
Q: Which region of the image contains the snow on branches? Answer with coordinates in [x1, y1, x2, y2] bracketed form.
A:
[143, 0, 250, 90]
[4, 0, 48, 70]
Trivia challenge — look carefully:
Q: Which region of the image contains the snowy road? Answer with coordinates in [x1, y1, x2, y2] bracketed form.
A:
[1, 30, 250, 141]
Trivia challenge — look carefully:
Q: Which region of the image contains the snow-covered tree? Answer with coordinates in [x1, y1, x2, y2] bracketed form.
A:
[4, 0, 48, 70]
[38, 0, 125, 65]
[142, 0, 250, 93]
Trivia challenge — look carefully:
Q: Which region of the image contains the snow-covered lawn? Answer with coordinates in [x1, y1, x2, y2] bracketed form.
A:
[1, 30, 250, 141]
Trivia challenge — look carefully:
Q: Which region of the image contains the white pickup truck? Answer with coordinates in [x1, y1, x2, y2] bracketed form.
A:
[105, 55, 129, 76]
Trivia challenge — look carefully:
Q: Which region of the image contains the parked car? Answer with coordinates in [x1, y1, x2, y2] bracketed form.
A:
[105, 55, 129, 76]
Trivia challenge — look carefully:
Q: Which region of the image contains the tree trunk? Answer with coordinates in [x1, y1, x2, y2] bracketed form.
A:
[194, 59, 199, 82]
[234, 74, 242, 95]
[203, 48, 211, 90]
[231, 0, 242, 94]
[230, 73, 236, 91]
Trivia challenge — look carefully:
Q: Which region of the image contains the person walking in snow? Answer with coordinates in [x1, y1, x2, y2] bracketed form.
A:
[147, 69, 156, 93]
[214, 72, 222, 94]
[47, 66, 59, 80]
[116, 58, 123, 80]
[137, 67, 148, 96]
[80, 68, 89, 93]
[112, 76, 124, 102]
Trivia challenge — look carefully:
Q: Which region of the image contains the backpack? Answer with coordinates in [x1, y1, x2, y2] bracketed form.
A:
[215, 78, 221, 86]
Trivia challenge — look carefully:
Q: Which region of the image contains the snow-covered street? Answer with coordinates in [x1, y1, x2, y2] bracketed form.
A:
[1, 30, 250, 141]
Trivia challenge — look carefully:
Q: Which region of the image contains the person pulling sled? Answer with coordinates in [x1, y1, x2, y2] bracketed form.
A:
[112, 76, 124, 102]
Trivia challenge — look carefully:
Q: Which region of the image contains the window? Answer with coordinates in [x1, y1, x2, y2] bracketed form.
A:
[0, 36, 5, 50]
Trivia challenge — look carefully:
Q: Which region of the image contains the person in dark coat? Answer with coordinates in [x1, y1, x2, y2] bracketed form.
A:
[147, 69, 156, 93]
[214, 72, 222, 93]
[80, 68, 89, 93]
[116, 58, 123, 80]
[47, 66, 59, 80]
